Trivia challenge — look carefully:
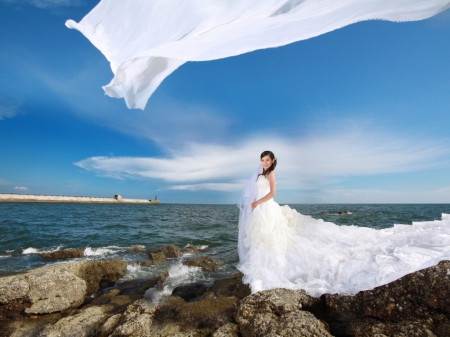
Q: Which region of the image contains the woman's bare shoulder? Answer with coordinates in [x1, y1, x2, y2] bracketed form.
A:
[267, 170, 276, 180]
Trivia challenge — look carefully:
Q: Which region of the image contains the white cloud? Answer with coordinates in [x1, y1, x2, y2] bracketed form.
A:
[14, 186, 29, 191]
[75, 130, 450, 192]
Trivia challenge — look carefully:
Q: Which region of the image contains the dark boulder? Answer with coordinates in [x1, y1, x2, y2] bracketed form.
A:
[180, 245, 206, 255]
[148, 245, 181, 258]
[183, 256, 223, 272]
[172, 280, 214, 302]
[40, 248, 85, 259]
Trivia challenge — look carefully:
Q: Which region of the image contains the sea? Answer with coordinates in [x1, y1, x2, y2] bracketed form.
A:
[0, 203, 449, 299]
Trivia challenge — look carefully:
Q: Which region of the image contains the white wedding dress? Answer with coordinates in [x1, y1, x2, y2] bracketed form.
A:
[237, 174, 450, 297]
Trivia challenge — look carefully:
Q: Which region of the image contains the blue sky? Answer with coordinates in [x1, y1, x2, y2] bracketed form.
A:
[0, 0, 449, 204]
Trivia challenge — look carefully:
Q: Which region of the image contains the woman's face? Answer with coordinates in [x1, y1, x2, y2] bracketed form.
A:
[261, 155, 274, 170]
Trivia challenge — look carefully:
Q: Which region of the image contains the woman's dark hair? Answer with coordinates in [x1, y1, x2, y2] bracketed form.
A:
[259, 151, 277, 177]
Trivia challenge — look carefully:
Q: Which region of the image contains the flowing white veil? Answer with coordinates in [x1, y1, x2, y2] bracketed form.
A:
[237, 164, 262, 263]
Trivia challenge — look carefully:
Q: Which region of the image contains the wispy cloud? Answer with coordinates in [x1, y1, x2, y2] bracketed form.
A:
[75, 130, 450, 192]
[14, 186, 29, 191]
[32, 61, 233, 148]
[0, 101, 20, 121]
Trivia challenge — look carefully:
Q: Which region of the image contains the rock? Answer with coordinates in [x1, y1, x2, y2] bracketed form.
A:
[345, 317, 436, 337]
[149, 245, 181, 258]
[129, 245, 145, 252]
[0, 260, 127, 316]
[154, 292, 238, 333]
[172, 281, 214, 302]
[180, 245, 205, 255]
[99, 313, 122, 337]
[0, 276, 29, 304]
[69, 259, 127, 295]
[325, 260, 450, 322]
[88, 278, 159, 312]
[235, 288, 327, 337]
[38, 306, 109, 337]
[135, 253, 166, 266]
[156, 270, 169, 290]
[183, 256, 223, 272]
[208, 273, 251, 300]
[2, 313, 63, 337]
[338, 210, 350, 214]
[324, 260, 450, 336]
[40, 249, 85, 259]
[111, 298, 157, 336]
[269, 311, 332, 337]
[25, 268, 87, 314]
[212, 323, 239, 337]
[150, 252, 167, 263]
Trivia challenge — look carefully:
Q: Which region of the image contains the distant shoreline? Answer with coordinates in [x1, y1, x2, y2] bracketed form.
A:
[0, 193, 159, 204]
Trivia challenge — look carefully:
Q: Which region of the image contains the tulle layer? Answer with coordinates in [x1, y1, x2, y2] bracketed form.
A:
[238, 203, 450, 297]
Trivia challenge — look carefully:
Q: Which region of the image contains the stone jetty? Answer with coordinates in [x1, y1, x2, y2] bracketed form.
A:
[1, 245, 450, 336]
[0, 193, 159, 204]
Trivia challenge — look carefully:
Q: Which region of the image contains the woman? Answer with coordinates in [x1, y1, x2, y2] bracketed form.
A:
[237, 151, 450, 296]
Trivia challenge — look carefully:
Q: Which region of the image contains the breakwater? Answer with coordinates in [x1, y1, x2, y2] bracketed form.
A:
[0, 193, 159, 204]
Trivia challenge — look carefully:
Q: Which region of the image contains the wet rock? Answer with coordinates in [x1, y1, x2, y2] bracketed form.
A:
[40, 248, 85, 259]
[129, 245, 145, 252]
[235, 288, 327, 337]
[212, 323, 239, 337]
[183, 256, 223, 272]
[338, 210, 350, 214]
[156, 270, 169, 290]
[154, 292, 238, 333]
[2, 312, 62, 337]
[150, 251, 167, 263]
[149, 245, 181, 258]
[172, 281, 214, 302]
[88, 278, 158, 312]
[208, 273, 251, 300]
[38, 306, 109, 337]
[180, 245, 205, 255]
[0, 260, 126, 316]
[135, 252, 166, 267]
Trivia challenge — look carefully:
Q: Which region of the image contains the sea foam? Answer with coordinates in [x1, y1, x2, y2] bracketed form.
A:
[22, 245, 64, 254]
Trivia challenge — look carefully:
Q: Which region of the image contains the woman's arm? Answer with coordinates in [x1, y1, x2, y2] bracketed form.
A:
[251, 171, 276, 209]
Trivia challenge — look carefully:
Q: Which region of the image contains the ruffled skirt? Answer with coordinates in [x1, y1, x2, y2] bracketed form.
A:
[237, 201, 450, 297]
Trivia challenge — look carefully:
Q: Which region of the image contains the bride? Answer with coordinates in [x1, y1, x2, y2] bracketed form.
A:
[237, 151, 450, 297]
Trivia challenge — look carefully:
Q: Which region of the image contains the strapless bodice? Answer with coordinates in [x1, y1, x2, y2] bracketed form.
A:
[256, 175, 270, 198]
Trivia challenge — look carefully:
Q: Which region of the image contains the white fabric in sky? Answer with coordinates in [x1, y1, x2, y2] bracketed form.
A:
[66, 0, 450, 109]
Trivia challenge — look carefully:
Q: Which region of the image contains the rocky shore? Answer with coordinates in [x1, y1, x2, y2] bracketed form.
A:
[1, 245, 450, 337]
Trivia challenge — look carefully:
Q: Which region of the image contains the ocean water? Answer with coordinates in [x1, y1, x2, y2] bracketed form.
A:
[0, 203, 448, 297]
